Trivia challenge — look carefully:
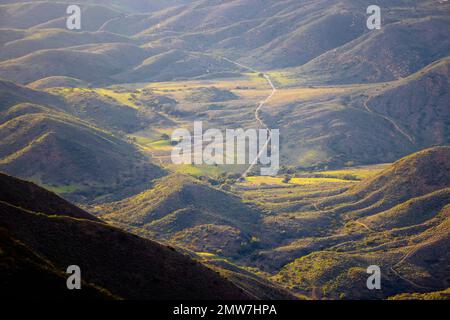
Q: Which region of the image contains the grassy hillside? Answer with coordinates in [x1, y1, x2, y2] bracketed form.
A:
[316, 147, 450, 218]
[93, 174, 267, 256]
[48, 87, 148, 133]
[113, 49, 241, 82]
[0, 102, 165, 202]
[389, 288, 450, 300]
[268, 58, 449, 167]
[218, 147, 450, 299]
[27, 76, 89, 89]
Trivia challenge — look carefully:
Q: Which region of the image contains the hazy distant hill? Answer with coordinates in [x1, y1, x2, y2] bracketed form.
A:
[0, 29, 130, 61]
[0, 0, 447, 84]
[0, 2, 119, 30]
[295, 16, 450, 84]
[0, 43, 150, 84]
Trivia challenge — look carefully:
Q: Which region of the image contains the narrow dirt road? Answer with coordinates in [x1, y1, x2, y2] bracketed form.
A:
[221, 57, 278, 178]
[389, 240, 433, 290]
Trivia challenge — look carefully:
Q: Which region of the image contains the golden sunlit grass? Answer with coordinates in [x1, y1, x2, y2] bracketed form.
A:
[297, 149, 329, 167]
[267, 71, 296, 87]
[165, 164, 221, 177]
[131, 135, 154, 146]
[240, 163, 390, 190]
[47, 87, 141, 109]
[164, 162, 246, 177]
[94, 89, 140, 109]
[291, 177, 354, 184]
[130, 134, 173, 151]
[319, 164, 390, 180]
[41, 183, 81, 194]
[243, 176, 285, 185]
[197, 252, 217, 258]
[235, 89, 274, 100]
[244, 176, 353, 186]
[144, 75, 268, 92]
[269, 87, 355, 106]
[28, 174, 84, 194]
[148, 139, 172, 151]
[46, 87, 87, 95]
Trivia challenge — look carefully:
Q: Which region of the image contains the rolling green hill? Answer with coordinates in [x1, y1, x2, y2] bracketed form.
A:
[246, 147, 450, 299]
[27, 76, 89, 89]
[0, 102, 165, 202]
[316, 147, 450, 218]
[93, 174, 267, 256]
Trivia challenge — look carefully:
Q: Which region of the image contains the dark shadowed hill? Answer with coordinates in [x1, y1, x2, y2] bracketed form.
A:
[0, 172, 100, 221]
[0, 78, 61, 111]
[0, 173, 252, 300]
[0, 227, 116, 299]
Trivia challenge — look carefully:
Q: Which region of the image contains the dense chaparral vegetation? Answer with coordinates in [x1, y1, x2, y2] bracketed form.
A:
[0, 0, 449, 300]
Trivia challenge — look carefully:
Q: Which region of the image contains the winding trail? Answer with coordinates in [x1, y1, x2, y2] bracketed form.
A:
[312, 202, 429, 290]
[389, 239, 434, 290]
[363, 95, 415, 145]
[221, 57, 278, 178]
[354, 221, 373, 232]
[219, 59, 428, 296]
